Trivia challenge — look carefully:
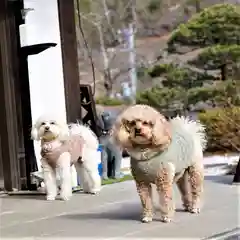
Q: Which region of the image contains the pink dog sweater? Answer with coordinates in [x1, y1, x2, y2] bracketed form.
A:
[41, 136, 84, 168]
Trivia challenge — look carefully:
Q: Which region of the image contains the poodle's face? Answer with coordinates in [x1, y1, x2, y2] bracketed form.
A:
[121, 118, 154, 145]
[113, 105, 172, 150]
[31, 116, 69, 142]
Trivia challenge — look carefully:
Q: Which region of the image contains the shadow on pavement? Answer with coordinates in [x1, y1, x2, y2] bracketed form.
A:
[0, 194, 46, 200]
[62, 203, 141, 221]
[61, 201, 192, 222]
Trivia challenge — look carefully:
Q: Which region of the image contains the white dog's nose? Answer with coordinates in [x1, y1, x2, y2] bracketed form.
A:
[45, 126, 50, 131]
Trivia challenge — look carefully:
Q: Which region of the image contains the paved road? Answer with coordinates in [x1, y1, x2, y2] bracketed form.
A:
[0, 175, 239, 239]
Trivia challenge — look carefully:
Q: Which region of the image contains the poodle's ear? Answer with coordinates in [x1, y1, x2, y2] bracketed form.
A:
[58, 123, 70, 141]
[112, 121, 132, 149]
[31, 125, 40, 141]
[152, 116, 171, 149]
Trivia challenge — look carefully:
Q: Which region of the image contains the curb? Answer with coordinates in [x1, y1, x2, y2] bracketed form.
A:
[203, 227, 240, 240]
[204, 163, 229, 169]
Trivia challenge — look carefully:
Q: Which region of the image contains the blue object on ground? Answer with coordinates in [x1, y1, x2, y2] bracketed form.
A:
[98, 144, 103, 176]
[98, 144, 103, 152]
[98, 163, 103, 176]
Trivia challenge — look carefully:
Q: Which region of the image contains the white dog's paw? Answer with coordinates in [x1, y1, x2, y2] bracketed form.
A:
[161, 216, 172, 223]
[90, 188, 101, 195]
[46, 195, 56, 201]
[83, 190, 99, 195]
[89, 191, 97, 195]
[141, 216, 153, 223]
[60, 192, 72, 201]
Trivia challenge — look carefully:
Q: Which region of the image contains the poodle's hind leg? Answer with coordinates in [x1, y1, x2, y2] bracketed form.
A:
[58, 152, 72, 201]
[155, 163, 175, 223]
[134, 178, 153, 223]
[176, 169, 192, 211]
[188, 162, 204, 214]
[42, 158, 57, 201]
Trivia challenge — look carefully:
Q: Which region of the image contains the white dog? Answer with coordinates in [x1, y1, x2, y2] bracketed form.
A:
[68, 123, 102, 194]
[31, 115, 101, 201]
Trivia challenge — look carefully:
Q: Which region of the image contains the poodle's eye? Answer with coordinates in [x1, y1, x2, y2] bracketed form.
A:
[50, 121, 56, 125]
[142, 121, 148, 125]
[129, 120, 136, 126]
[41, 122, 46, 126]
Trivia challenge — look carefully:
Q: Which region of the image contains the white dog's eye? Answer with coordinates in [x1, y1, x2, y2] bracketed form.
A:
[50, 121, 56, 125]
[143, 121, 153, 126]
[41, 122, 46, 126]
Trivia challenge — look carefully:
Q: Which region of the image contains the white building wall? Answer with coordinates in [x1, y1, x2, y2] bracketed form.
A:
[19, 0, 67, 173]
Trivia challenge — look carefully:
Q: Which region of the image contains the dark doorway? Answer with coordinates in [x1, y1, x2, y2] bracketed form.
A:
[0, 0, 42, 191]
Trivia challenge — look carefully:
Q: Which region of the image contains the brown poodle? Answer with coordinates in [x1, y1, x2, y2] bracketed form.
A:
[113, 105, 207, 223]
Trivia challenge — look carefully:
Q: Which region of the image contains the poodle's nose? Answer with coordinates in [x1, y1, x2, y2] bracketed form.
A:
[45, 126, 50, 131]
[135, 128, 141, 135]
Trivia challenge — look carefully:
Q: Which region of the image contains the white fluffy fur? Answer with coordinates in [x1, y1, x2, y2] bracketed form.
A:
[151, 116, 207, 218]
[69, 123, 101, 194]
[158, 116, 207, 172]
[31, 116, 101, 201]
[31, 114, 70, 141]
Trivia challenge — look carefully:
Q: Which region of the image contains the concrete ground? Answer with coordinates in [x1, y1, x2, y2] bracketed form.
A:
[0, 175, 239, 239]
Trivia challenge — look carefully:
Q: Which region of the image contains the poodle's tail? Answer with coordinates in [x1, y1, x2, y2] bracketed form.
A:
[68, 123, 99, 150]
[169, 116, 207, 151]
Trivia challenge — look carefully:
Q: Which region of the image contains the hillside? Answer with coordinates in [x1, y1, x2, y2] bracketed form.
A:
[77, 0, 238, 97]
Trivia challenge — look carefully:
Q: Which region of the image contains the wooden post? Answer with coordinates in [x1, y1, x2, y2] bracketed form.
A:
[57, 0, 82, 123]
[0, 0, 21, 191]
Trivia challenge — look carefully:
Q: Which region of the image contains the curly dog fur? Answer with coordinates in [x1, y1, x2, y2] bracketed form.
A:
[113, 105, 207, 223]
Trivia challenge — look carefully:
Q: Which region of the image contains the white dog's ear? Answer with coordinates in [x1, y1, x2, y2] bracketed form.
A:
[58, 123, 70, 141]
[31, 126, 40, 141]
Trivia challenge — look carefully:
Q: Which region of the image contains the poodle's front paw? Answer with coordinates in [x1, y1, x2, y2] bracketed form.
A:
[183, 204, 191, 212]
[187, 202, 201, 214]
[46, 195, 56, 201]
[189, 207, 201, 214]
[141, 216, 153, 223]
[161, 216, 172, 223]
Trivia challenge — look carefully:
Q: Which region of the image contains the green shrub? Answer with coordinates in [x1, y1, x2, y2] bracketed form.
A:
[167, 4, 240, 52]
[136, 87, 186, 118]
[199, 107, 240, 153]
[148, 63, 214, 88]
[189, 45, 240, 70]
[95, 96, 128, 106]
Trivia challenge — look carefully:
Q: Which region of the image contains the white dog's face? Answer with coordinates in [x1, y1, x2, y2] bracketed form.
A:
[31, 116, 69, 142]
